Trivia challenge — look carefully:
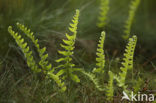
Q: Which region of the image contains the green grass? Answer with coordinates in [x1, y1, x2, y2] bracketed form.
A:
[0, 59, 155, 103]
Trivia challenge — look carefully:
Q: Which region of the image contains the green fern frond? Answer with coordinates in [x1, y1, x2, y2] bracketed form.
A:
[8, 26, 41, 73]
[93, 31, 105, 73]
[123, 0, 140, 39]
[97, 0, 109, 28]
[133, 77, 143, 93]
[47, 71, 67, 92]
[16, 23, 52, 73]
[9, 25, 66, 92]
[56, 9, 80, 83]
[115, 35, 137, 89]
[80, 70, 105, 91]
[106, 71, 114, 101]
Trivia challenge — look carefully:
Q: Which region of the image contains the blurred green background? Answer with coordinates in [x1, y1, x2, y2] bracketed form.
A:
[0, 0, 156, 69]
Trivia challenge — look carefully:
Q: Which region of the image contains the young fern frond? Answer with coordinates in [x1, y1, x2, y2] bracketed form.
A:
[8, 25, 66, 92]
[106, 71, 114, 101]
[8, 26, 41, 73]
[115, 35, 137, 90]
[78, 31, 107, 91]
[56, 9, 80, 83]
[133, 77, 143, 93]
[93, 31, 105, 73]
[16, 23, 52, 73]
[97, 0, 109, 28]
[123, 0, 140, 39]
[80, 70, 105, 91]
[47, 71, 66, 92]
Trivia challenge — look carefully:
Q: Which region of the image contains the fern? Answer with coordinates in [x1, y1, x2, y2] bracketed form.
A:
[55, 9, 80, 83]
[16, 22, 52, 73]
[97, 0, 109, 28]
[80, 70, 105, 91]
[47, 71, 66, 92]
[106, 71, 114, 101]
[79, 31, 107, 92]
[77, 31, 106, 91]
[133, 77, 143, 93]
[115, 35, 137, 90]
[7, 8, 143, 100]
[8, 25, 66, 92]
[8, 26, 41, 73]
[123, 0, 140, 39]
[93, 31, 105, 73]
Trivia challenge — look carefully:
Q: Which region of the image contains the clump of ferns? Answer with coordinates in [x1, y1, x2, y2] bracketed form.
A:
[123, 0, 141, 40]
[81, 31, 143, 101]
[8, 23, 66, 92]
[8, 9, 81, 92]
[8, 9, 143, 101]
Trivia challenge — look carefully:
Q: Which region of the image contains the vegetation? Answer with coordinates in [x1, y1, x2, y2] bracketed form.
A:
[0, 0, 156, 103]
[123, 0, 141, 39]
[97, 0, 109, 28]
[7, 10, 144, 102]
[55, 10, 80, 83]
